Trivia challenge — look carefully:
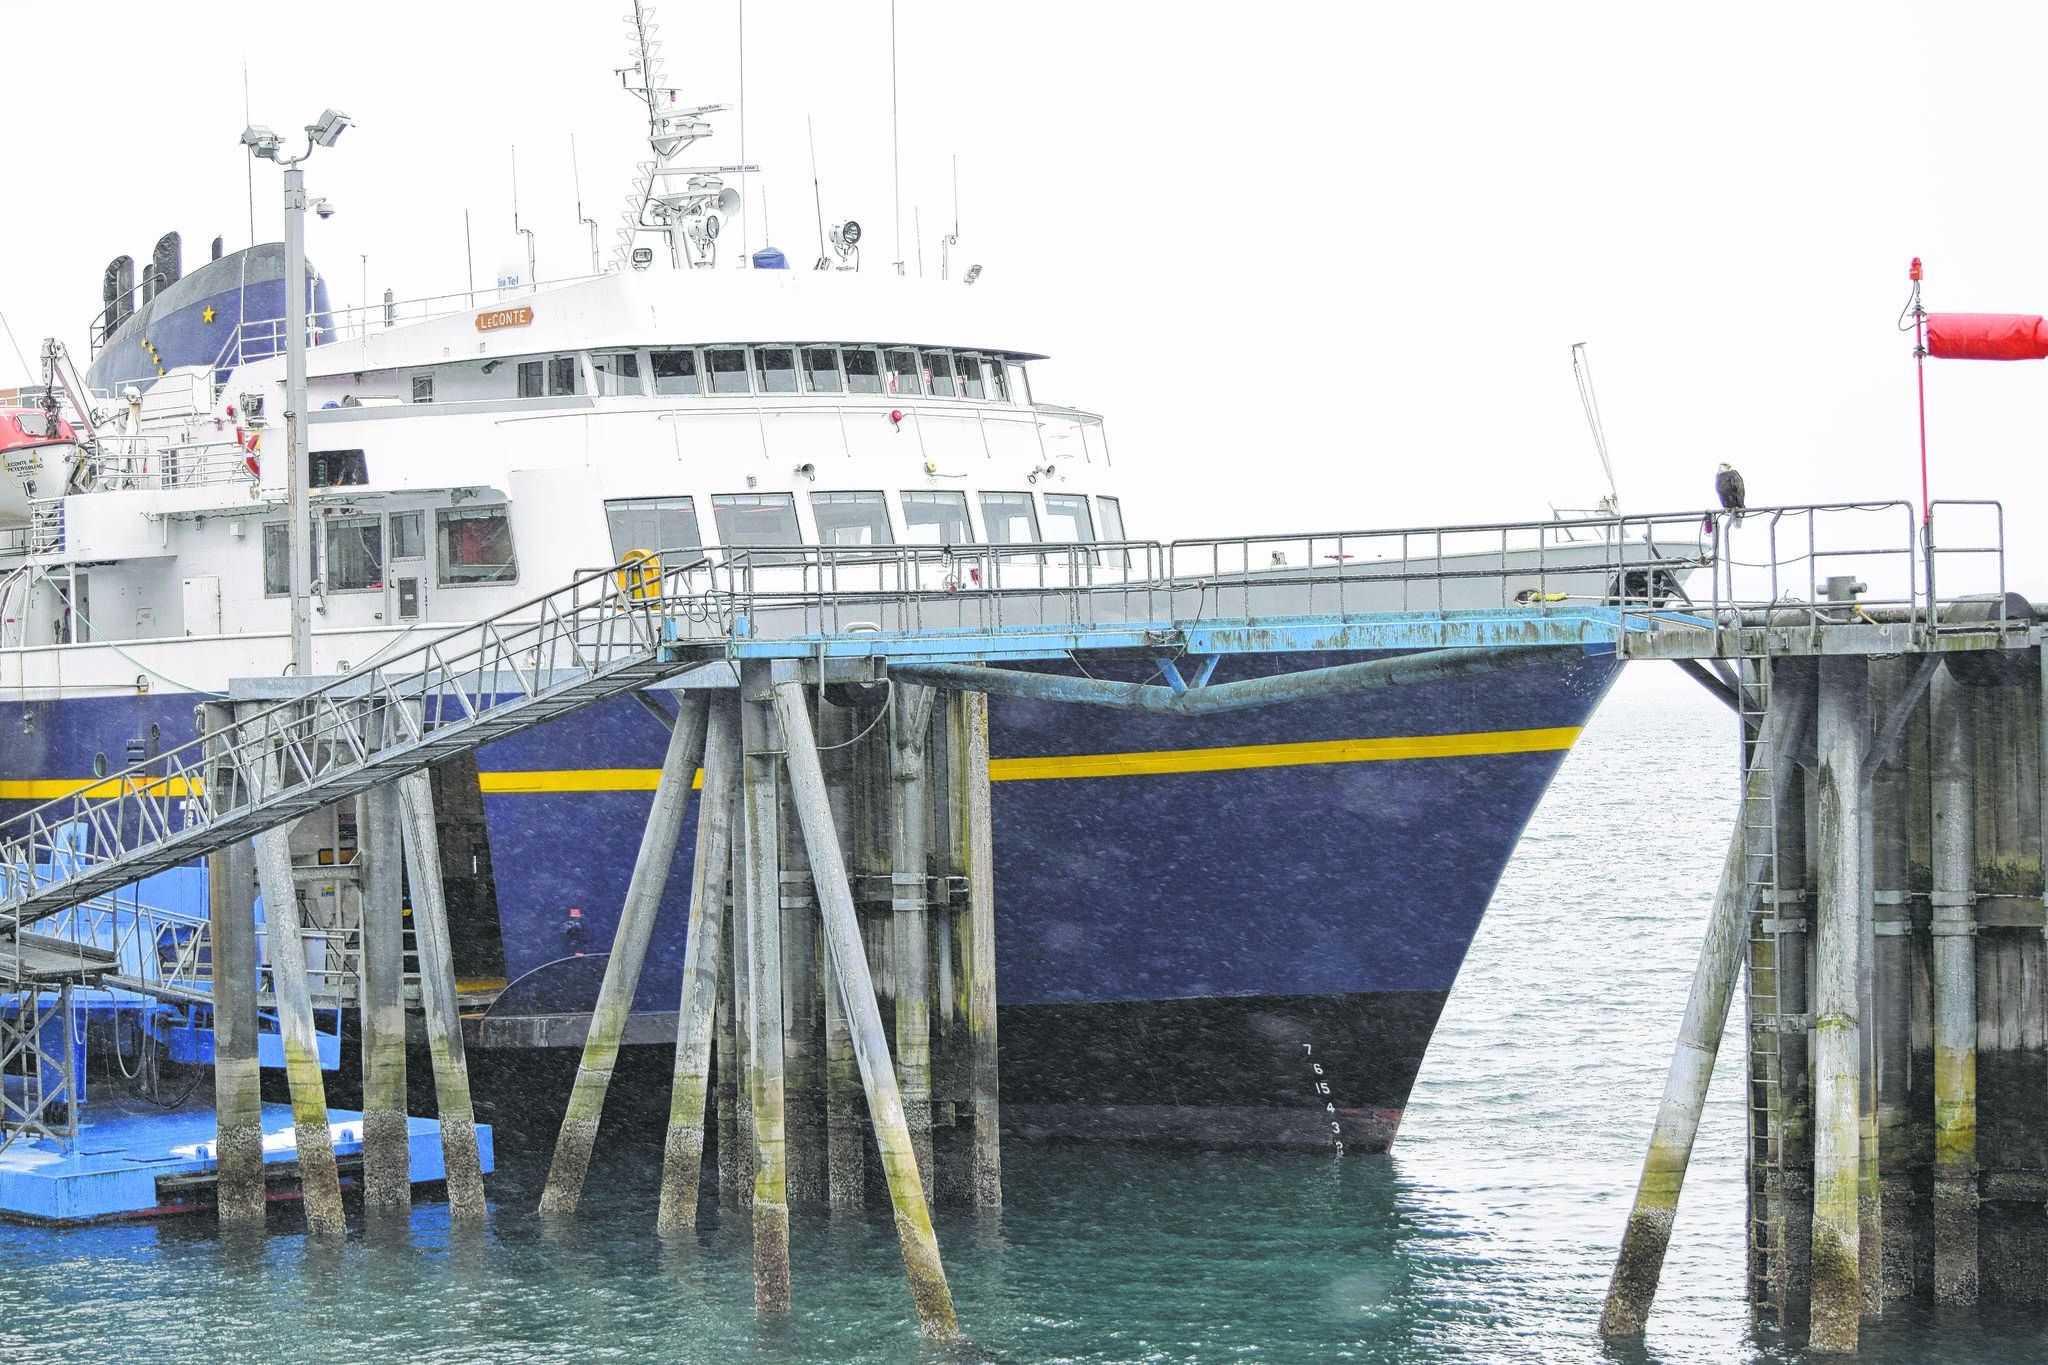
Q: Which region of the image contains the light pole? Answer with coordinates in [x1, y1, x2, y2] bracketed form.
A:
[242, 108, 351, 678]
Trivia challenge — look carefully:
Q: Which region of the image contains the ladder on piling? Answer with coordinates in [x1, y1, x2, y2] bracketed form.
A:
[0, 557, 715, 933]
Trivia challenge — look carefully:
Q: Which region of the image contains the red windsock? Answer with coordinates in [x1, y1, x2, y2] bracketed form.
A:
[1927, 312, 2048, 361]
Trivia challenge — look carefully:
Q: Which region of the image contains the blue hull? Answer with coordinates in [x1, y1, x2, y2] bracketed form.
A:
[0, 646, 1616, 1149]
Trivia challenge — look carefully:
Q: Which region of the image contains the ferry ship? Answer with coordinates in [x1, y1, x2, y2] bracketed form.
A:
[0, 4, 1698, 1152]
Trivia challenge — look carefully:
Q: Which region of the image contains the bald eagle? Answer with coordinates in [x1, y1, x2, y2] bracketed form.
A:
[1715, 463, 1746, 526]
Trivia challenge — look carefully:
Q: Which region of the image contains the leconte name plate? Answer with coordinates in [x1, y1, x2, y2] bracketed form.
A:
[475, 306, 535, 332]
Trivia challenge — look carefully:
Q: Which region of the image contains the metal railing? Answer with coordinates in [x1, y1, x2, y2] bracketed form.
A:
[0, 554, 708, 927]
[89, 435, 259, 493]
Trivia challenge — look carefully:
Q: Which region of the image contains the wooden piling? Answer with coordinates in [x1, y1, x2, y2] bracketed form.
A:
[780, 786, 828, 1207]
[952, 690, 1002, 1207]
[773, 677, 961, 1342]
[397, 768, 489, 1220]
[657, 694, 740, 1235]
[889, 682, 937, 1206]
[740, 665, 791, 1316]
[1773, 762, 1815, 1315]
[1929, 666, 1980, 1304]
[819, 694, 867, 1209]
[1868, 661, 1917, 1305]
[358, 756, 411, 1212]
[204, 703, 265, 1227]
[539, 694, 709, 1217]
[1810, 654, 1868, 1353]
[251, 823, 347, 1236]
[1600, 682, 1812, 1339]
[716, 869, 744, 1210]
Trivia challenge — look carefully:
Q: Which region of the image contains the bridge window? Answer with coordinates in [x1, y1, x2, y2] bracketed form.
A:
[410, 374, 433, 403]
[988, 361, 1010, 403]
[437, 505, 518, 586]
[802, 347, 843, 393]
[1096, 496, 1126, 541]
[978, 491, 1039, 545]
[843, 347, 883, 394]
[592, 350, 643, 396]
[548, 355, 579, 396]
[309, 449, 368, 488]
[922, 351, 955, 397]
[755, 347, 798, 394]
[711, 493, 800, 551]
[516, 361, 544, 398]
[605, 496, 701, 559]
[706, 348, 750, 394]
[810, 491, 894, 546]
[1042, 493, 1095, 542]
[1004, 362, 1030, 404]
[652, 349, 700, 396]
[324, 514, 383, 592]
[956, 354, 986, 400]
[901, 490, 972, 545]
[884, 349, 922, 396]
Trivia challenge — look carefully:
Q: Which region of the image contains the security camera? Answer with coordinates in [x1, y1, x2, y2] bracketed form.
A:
[311, 198, 336, 220]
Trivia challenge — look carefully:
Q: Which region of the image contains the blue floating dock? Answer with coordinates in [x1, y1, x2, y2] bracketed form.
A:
[0, 1094, 491, 1225]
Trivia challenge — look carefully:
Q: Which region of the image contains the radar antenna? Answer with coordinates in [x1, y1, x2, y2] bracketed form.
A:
[611, 1, 757, 270]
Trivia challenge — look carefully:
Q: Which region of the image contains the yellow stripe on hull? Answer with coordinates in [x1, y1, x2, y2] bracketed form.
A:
[464, 726, 1582, 795]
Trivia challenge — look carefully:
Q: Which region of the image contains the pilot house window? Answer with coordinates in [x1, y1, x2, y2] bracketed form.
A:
[652, 349, 700, 396]
[437, 505, 518, 586]
[843, 348, 883, 394]
[755, 347, 798, 393]
[802, 348, 843, 393]
[592, 351, 642, 396]
[810, 491, 893, 546]
[706, 348, 750, 394]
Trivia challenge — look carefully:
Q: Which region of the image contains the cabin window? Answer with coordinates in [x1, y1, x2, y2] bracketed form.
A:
[652, 349, 701, 396]
[410, 374, 433, 403]
[922, 351, 956, 397]
[1005, 362, 1031, 404]
[884, 349, 922, 396]
[391, 511, 425, 559]
[309, 449, 368, 488]
[802, 348, 843, 393]
[592, 350, 643, 396]
[262, 522, 313, 596]
[711, 493, 801, 561]
[436, 505, 518, 586]
[1096, 496, 1127, 541]
[810, 491, 894, 547]
[706, 348, 751, 394]
[978, 491, 1040, 545]
[516, 361, 545, 398]
[605, 496, 702, 559]
[843, 348, 883, 394]
[956, 354, 986, 400]
[988, 361, 1010, 403]
[12, 412, 55, 439]
[901, 490, 973, 545]
[548, 355, 579, 396]
[1042, 493, 1095, 542]
[324, 514, 383, 592]
[755, 347, 798, 394]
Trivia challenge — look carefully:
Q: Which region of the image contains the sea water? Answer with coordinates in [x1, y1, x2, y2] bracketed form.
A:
[5, 666, 2046, 1363]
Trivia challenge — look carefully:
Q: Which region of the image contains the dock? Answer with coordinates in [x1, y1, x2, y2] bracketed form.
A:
[0, 496, 2030, 1345]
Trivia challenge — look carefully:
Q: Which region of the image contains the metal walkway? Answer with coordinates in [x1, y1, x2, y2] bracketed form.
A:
[0, 497, 2021, 944]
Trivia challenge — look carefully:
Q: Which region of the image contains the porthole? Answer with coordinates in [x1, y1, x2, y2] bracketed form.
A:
[92, 753, 107, 778]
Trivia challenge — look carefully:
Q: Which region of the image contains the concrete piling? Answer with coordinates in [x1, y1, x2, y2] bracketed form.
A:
[779, 785, 828, 1208]
[1809, 655, 1869, 1354]
[1928, 666, 1980, 1305]
[819, 694, 868, 1208]
[358, 705, 411, 1212]
[397, 768, 489, 1221]
[204, 703, 265, 1226]
[657, 694, 740, 1235]
[539, 693, 709, 1217]
[773, 677, 961, 1340]
[1868, 660, 1917, 1305]
[740, 664, 791, 1316]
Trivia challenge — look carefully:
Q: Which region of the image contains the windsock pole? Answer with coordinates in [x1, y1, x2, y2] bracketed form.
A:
[1910, 258, 1934, 617]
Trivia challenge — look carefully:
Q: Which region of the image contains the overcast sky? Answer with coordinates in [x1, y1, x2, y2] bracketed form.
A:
[3, 1, 2045, 595]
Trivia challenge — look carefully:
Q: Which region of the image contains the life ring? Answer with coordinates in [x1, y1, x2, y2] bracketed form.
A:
[614, 548, 663, 604]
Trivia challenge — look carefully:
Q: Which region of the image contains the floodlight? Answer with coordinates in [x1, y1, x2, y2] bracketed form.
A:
[631, 247, 655, 270]
[841, 219, 862, 248]
[241, 124, 283, 159]
[963, 263, 982, 285]
[308, 108, 352, 148]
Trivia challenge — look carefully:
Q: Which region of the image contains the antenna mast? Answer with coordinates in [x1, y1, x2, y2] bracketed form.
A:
[808, 115, 828, 268]
[572, 133, 599, 274]
[1571, 341, 1621, 513]
[511, 146, 536, 288]
[941, 154, 960, 281]
[612, 1, 755, 270]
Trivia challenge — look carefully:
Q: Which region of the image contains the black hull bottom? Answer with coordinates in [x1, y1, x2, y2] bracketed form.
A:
[448, 988, 1449, 1158]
